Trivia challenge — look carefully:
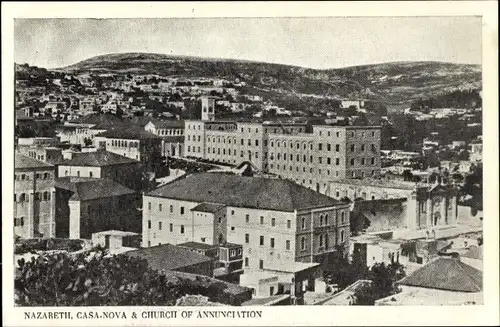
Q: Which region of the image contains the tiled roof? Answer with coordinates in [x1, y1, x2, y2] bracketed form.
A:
[398, 257, 482, 292]
[332, 178, 419, 190]
[96, 127, 160, 140]
[148, 119, 184, 129]
[177, 242, 218, 250]
[462, 245, 483, 260]
[15, 153, 54, 170]
[191, 202, 226, 213]
[60, 151, 138, 167]
[55, 177, 135, 201]
[146, 173, 344, 212]
[122, 244, 213, 272]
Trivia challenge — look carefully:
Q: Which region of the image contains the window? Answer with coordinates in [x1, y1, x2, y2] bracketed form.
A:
[341, 230, 345, 242]
[341, 211, 345, 224]
[260, 236, 264, 246]
[158, 222, 162, 230]
[89, 172, 93, 178]
[245, 257, 249, 267]
[169, 205, 173, 213]
[301, 217, 306, 230]
[148, 202, 151, 210]
[361, 145, 365, 152]
[271, 218, 276, 227]
[325, 214, 328, 225]
[318, 143, 322, 151]
[320, 215, 324, 226]
[159, 204, 162, 211]
[259, 260, 264, 269]
[371, 157, 375, 165]
[301, 237, 306, 250]
[170, 223, 173, 232]
[77, 171, 80, 177]
[180, 207, 184, 215]
[180, 225, 185, 234]
[43, 191, 49, 201]
[255, 140, 259, 146]
[351, 145, 355, 152]
[231, 226, 235, 231]
[260, 216, 264, 225]
[245, 214, 250, 223]
[148, 220, 152, 229]
[286, 240, 290, 250]
[327, 143, 331, 151]
[350, 158, 355, 166]
[245, 233, 249, 243]
[361, 158, 365, 165]
[319, 234, 324, 247]
[270, 238, 275, 248]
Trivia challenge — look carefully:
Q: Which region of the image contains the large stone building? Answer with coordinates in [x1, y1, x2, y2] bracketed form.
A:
[57, 150, 142, 191]
[94, 127, 162, 169]
[328, 178, 458, 233]
[144, 119, 185, 157]
[142, 173, 351, 271]
[55, 177, 140, 239]
[184, 97, 381, 193]
[14, 154, 56, 238]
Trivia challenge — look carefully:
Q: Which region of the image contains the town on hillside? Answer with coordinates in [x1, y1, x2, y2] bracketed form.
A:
[13, 22, 484, 308]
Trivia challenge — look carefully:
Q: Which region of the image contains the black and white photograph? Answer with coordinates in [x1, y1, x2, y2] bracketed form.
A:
[3, 2, 499, 326]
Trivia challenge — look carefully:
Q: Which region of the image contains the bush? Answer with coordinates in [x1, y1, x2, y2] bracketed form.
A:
[15, 238, 84, 255]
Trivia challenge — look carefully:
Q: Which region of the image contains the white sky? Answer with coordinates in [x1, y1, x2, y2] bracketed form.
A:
[14, 17, 482, 69]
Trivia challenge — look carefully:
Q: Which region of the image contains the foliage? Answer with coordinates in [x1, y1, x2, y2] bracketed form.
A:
[15, 247, 246, 306]
[410, 89, 482, 110]
[351, 262, 406, 305]
[15, 238, 84, 255]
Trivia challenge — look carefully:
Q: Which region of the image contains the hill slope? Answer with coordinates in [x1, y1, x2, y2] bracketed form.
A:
[57, 52, 482, 104]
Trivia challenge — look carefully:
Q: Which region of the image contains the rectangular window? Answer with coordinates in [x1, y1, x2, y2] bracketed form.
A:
[259, 260, 264, 269]
[327, 143, 331, 151]
[170, 205, 173, 213]
[180, 207, 184, 215]
[287, 220, 291, 229]
[148, 202, 151, 210]
[148, 220, 151, 229]
[170, 223, 173, 232]
[270, 238, 275, 248]
[255, 140, 259, 146]
[180, 225, 185, 234]
[245, 233, 249, 243]
[271, 218, 276, 227]
[260, 216, 264, 225]
[159, 204, 162, 211]
[245, 214, 250, 223]
[260, 236, 264, 246]
[245, 257, 249, 267]
[301, 217, 306, 230]
[351, 145, 355, 152]
[158, 222, 162, 230]
[318, 143, 322, 151]
[286, 240, 290, 250]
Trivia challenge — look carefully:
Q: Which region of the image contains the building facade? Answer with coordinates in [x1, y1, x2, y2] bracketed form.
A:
[14, 154, 56, 238]
[184, 100, 381, 193]
[142, 173, 351, 271]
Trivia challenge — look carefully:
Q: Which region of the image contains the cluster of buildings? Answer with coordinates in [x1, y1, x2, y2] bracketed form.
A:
[14, 68, 484, 306]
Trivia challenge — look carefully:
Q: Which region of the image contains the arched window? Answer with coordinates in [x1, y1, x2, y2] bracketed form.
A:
[325, 214, 329, 225]
[43, 191, 49, 201]
[319, 214, 324, 226]
[340, 230, 345, 243]
[21, 174, 26, 180]
[341, 211, 345, 223]
[325, 233, 329, 249]
[65, 170, 68, 177]
[43, 173, 49, 179]
[301, 237, 306, 250]
[319, 234, 323, 247]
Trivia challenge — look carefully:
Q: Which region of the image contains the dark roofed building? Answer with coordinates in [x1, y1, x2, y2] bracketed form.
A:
[123, 244, 214, 277]
[15, 153, 54, 170]
[55, 177, 140, 239]
[147, 173, 344, 212]
[398, 257, 482, 292]
[143, 173, 351, 280]
[57, 150, 143, 191]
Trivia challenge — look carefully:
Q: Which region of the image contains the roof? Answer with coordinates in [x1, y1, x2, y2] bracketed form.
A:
[71, 114, 125, 129]
[148, 119, 184, 129]
[15, 153, 54, 170]
[93, 230, 140, 237]
[191, 202, 226, 213]
[462, 245, 483, 260]
[161, 136, 184, 143]
[96, 127, 160, 140]
[241, 294, 290, 306]
[55, 177, 136, 201]
[331, 178, 419, 191]
[60, 151, 138, 167]
[122, 244, 214, 272]
[177, 242, 218, 250]
[146, 173, 345, 212]
[398, 257, 482, 292]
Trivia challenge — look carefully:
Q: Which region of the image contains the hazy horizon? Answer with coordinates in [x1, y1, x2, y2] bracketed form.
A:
[15, 17, 482, 69]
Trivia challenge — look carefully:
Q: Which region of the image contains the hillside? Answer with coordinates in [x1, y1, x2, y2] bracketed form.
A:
[57, 53, 481, 104]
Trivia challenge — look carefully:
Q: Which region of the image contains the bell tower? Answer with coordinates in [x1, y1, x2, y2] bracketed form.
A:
[201, 96, 216, 121]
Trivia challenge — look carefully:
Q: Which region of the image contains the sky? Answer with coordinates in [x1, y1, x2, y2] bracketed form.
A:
[14, 17, 482, 69]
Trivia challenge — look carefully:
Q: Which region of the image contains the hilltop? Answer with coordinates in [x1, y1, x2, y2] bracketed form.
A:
[54, 52, 481, 104]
